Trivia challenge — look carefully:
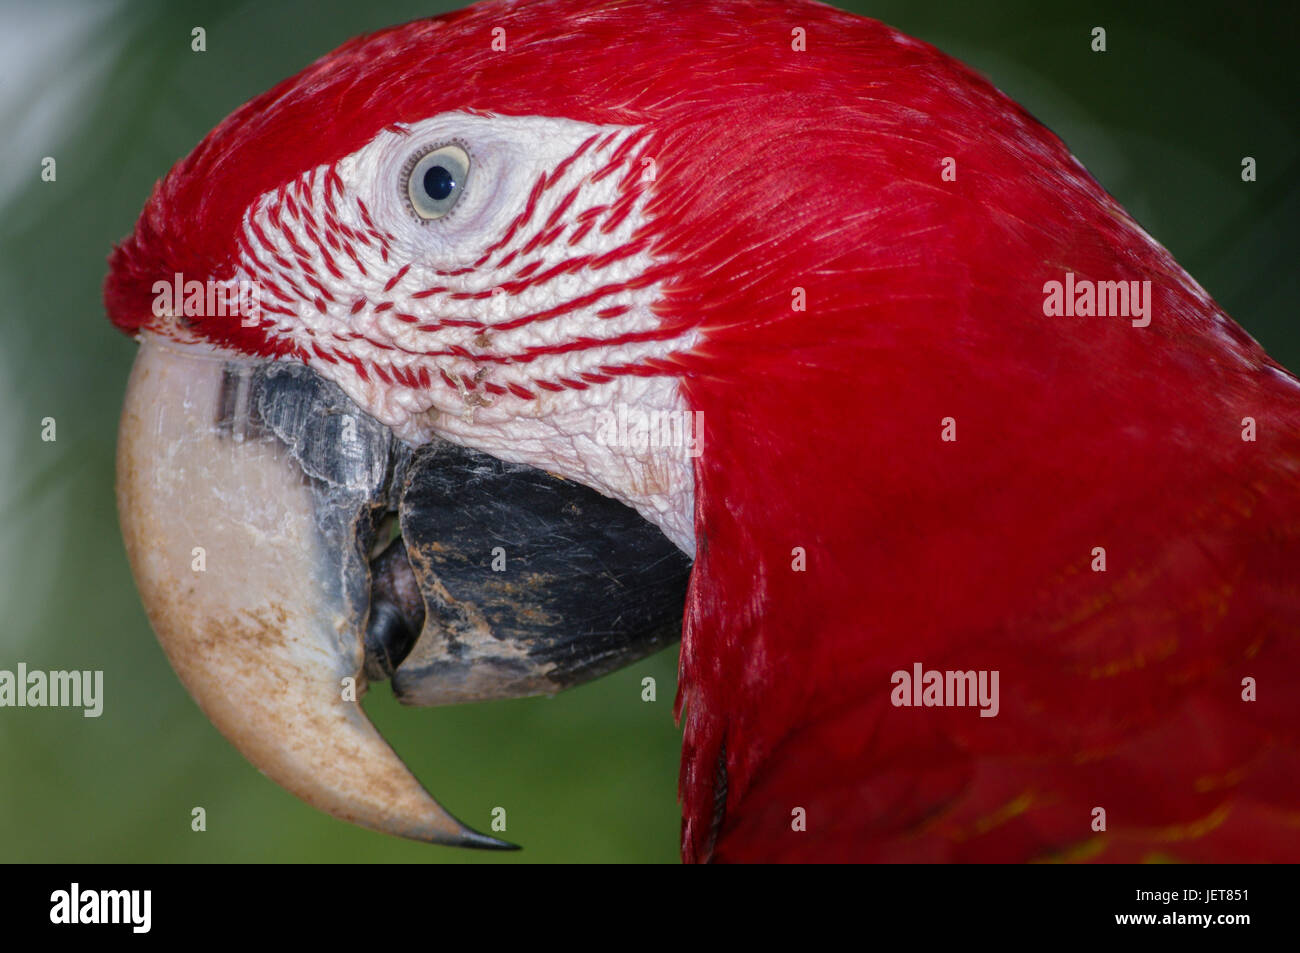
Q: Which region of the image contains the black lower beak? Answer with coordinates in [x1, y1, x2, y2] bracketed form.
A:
[382, 440, 691, 705]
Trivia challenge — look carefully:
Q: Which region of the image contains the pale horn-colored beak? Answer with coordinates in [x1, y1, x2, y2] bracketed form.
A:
[115, 334, 508, 848]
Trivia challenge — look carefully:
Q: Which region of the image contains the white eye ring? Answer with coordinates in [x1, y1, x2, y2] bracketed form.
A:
[403, 143, 471, 221]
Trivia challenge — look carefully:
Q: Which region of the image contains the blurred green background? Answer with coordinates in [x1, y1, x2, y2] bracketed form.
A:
[0, 0, 1295, 863]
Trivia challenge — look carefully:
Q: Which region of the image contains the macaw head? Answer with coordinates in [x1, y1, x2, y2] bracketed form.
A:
[108, 0, 807, 848]
[106, 0, 1300, 861]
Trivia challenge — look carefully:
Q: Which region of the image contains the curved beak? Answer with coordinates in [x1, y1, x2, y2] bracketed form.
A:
[116, 335, 691, 847]
[116, 336, 509, 847]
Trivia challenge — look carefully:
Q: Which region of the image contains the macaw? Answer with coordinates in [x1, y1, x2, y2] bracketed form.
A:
[105, 0, 1300, 862]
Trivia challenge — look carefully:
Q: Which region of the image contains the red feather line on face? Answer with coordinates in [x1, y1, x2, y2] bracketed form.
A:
[105, 0, 1300, 863]
[226, 122, 676, 400]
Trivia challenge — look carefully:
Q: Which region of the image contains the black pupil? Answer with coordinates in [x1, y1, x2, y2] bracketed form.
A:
[423, 164, 456, 201]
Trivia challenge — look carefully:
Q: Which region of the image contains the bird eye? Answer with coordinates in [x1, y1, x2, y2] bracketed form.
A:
[403, 144, 470, 221]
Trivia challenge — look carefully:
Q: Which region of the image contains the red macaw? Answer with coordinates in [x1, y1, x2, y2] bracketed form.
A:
[105, 0, 1300, 862]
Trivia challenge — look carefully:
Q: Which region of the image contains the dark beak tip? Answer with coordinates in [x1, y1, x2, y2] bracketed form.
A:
[449, 829, 522, 851]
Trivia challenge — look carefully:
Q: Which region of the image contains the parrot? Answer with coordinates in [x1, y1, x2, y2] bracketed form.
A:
[104, 0, 1300, 863]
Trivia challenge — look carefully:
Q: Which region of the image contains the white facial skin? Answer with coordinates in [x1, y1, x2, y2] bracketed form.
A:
[221, 112, 698, 553]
